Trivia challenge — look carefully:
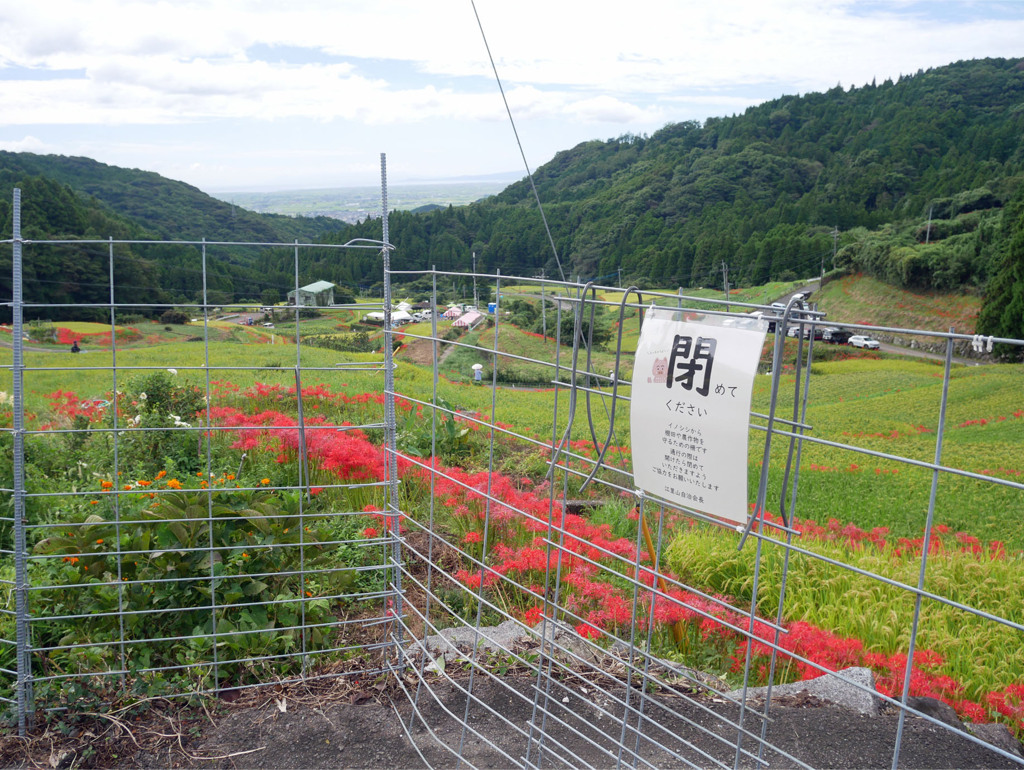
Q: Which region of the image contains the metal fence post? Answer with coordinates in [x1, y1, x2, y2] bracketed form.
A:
[891, 330, 957, 769]
[11, 188, 32, 734]
[379, 153, 403, 656]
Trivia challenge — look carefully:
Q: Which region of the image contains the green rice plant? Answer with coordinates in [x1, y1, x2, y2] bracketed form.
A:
[665, 521, 1024, 715]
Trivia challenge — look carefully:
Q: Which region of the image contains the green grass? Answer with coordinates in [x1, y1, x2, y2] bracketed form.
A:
[5, 331, 1018, 545]
[748, 359, 1024, 548]
[817, 273, 981, 333]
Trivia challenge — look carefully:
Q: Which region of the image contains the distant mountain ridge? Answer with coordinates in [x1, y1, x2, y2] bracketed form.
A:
[0, 151, 345, 243]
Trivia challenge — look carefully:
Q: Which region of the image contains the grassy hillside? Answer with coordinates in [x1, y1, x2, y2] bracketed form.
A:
[817, 274, 981, 333]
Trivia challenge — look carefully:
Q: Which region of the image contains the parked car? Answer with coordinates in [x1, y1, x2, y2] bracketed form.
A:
[849, 335, 880, 349]
[771, 299, 813, 320]
[822, 328, 853, 345]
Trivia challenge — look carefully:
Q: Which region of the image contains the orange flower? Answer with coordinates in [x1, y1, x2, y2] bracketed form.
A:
[261, 478, 270, 486]
[100, 480, 114, 490]
[226, 474, 235, 481]
[96, 539, 104, 544]
[137, 479, 152, 487]
[90, 500, 99, 505]
[166, 478, 181, 489]
[123, 484, 133, 490]
[155, 470, 167, 480]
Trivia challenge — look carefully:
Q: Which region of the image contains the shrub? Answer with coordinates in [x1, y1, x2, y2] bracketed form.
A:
[30, 489, 350, 688]
[159, 309, 190, 325]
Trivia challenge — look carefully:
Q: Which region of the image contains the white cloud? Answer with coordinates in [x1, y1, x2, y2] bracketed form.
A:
[3, 1, 1023, 124]
[565, 95, 663, 125]
[0, 0, 1021, 189]
[0, 135, 49, 152]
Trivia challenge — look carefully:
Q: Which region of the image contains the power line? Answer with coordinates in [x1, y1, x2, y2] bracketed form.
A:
[471, 0, 566, 283]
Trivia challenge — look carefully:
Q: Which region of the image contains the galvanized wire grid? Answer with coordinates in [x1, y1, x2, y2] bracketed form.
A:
[384, 269, 1024, 769]
[1, 179, 1023, 768]
[0, 183, 405, 734]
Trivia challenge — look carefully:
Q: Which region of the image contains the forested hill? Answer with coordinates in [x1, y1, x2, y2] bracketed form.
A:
[0, 151, 344, 243]
[337, 57, 1024, 296]
[0, 153, 350, 318]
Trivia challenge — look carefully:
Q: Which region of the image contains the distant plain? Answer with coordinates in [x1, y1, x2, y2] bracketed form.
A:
[212, 179, 516, 223]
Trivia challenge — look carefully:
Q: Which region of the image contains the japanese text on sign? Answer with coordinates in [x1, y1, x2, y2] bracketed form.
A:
[630, 309, 766, 524]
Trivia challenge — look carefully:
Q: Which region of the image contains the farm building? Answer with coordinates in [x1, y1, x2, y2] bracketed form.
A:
[452, 310, 483, 328]
[287, 280, 336, 307]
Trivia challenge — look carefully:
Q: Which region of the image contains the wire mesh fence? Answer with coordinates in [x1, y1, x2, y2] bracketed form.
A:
[0, 186, 406, 737]
[3, 181, 1024, 768]
[381, 270, 1024, 768]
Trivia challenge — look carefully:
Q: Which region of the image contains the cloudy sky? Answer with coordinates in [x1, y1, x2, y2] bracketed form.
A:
[1, 1, 1022, 194]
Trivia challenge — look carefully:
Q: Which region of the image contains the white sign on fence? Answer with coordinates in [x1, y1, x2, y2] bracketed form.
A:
[630, 308, 767, 524]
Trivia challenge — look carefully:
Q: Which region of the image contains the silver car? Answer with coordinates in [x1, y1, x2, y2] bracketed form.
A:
[849, 335, 880, 349]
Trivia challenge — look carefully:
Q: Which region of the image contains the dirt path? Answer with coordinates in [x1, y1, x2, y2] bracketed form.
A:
[0, 338, 67, 353]
[400, 335, 462, 369]
[877, 340, 980, 366]
[5, 674, 1017, 769]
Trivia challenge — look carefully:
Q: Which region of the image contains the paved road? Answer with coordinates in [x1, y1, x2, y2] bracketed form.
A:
[876, 340, 980, 366]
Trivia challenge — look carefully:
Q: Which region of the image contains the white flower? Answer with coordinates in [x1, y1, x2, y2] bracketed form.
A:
[167, 368, 177, 375]
[139, 392, 147, 401]
[132, 415, 142, 425]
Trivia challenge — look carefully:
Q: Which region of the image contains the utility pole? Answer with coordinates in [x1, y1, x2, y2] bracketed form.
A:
[540, 268, 547, 342]
[721, 261, 730, 312]
[472, 251, 478, 309]
[826, 226, 838, 280]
